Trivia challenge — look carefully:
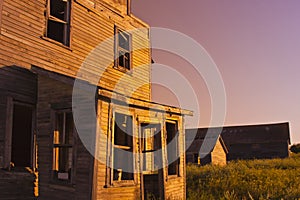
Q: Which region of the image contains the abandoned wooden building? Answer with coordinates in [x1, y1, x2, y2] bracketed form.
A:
[221, 122, 291, 161]
[0, 0, 192, 199]
[185, 128, 227, 166]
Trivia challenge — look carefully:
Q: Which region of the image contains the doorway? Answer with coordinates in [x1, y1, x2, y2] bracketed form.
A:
[11, 104, 34, 168]
[140, 123, 164, 200]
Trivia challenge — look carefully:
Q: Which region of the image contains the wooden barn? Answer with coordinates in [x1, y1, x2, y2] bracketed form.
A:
[185, 128, 228, 166]
[221, 122, 291, 161]
[0, 0, 192, 199]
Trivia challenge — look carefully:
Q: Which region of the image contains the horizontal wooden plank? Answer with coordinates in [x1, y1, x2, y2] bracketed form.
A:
[1, 0, 151, 101]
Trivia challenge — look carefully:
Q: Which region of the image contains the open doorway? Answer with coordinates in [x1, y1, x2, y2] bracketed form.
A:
[140, 123, 164, 200]
[11, 104, 34, 168]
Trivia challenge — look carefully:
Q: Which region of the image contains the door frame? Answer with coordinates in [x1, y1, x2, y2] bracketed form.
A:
[139, 121, 165, 200]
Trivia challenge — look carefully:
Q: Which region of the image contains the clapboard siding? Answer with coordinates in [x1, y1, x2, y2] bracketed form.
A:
[0, 1, 188, 199]
[0, 170, 36, 199]
[1, 0, 150, 101]
[0, 67, 37, 104]
[0, 66, 37, 169]
[164, 117, 185, 200]
[94, 102, 186, 199]
[211, 139, 227, 166]
[37, 75, 93, 200]
[186, 128, 228, 167]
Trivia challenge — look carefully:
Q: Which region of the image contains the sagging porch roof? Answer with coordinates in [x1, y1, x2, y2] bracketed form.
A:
[31, 65, 193, 116]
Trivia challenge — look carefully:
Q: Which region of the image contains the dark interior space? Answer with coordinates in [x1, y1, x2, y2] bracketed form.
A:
[143, 174, 160, 199]
[11, 104, 33, 167]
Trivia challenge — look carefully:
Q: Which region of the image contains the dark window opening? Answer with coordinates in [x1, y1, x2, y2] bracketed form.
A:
[113, 113, 134, 181]
[11, 104, 33, 168]
[52, 111, 74, 183]
[47, 21, 65, 44]
[46, 0, 71, 46]
[50, 0, 67, 20]
[115, 28, 131, 71]
[193, 153, 199, 164]
[166, 121, 179, 176]
[200, 154, 212, 166]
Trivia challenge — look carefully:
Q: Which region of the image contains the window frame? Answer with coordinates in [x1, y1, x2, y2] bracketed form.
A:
[108, 110, 136, 186]
[140, 123, 162, 175]
[51, 109, 76, 185]
[2, 98, 36, 170]
[165, 120, 180, 177]
[45, 0, 72, 47]
[114, 26, 132, 72]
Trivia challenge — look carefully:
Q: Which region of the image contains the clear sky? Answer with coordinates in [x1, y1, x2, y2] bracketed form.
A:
[132, 0, 300, 144]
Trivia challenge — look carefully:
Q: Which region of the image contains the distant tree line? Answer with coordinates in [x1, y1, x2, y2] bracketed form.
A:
[290, 143, 300, 153]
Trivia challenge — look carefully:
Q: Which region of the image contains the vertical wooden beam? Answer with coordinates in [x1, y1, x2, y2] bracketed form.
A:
[32, 106, 37, 170]
[44, 0, 50, 37]
[4, 96, 13, 169]
[139, 122, 144, 200]
[69, 0, 73, 48]
[181, 116, 187, 199]
[91, 100, 101, 200]
[0, 0, 4, 32]
[127, 0, 131, 15]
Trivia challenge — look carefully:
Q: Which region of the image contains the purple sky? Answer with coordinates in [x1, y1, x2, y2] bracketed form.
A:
[132, 0, 300, 143]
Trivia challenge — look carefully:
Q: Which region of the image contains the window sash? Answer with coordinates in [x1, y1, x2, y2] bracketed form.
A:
[166, 121, 180, 176]
[52, 111, 74, 183]
[111, 112, 134, 182]
[46, 0, 71, 46]
[49, 16, 68, 24]
[114, 27, 131, 70]
[141, 124, 162, 174]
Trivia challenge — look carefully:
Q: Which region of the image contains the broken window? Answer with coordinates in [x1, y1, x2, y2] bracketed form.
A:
[141, 124, 162, 174]
[53, 111, 74, 183]
[112, 112, 134, 181]
[166, 121, 180, 176]
[114, 27, 131, 71]
[46, 0, 71, 46]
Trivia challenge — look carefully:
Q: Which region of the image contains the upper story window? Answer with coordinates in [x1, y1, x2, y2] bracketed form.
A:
[46, 0, 71, 46]
[114, 27, 132, 71]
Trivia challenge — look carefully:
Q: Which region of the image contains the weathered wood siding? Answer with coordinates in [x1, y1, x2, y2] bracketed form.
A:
[0, 67, 37, 104]
[37, 75, 93, 200]
[0, 170, 36, 200]
[0, 1, 189, 199]
[185, 128, 228, 167]
[211, 139, 226, 166]
[94, 101, 145, 200]
[94, 102, 186, 200]
[0, 0, 151, 101]
[164, 117, 185, 200]
[0, 67, 37, 168]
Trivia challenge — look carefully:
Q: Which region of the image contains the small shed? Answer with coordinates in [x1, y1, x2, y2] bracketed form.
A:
[186, 128, 228, 166]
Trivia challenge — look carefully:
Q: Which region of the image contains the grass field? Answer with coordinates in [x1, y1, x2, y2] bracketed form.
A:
[186, 154, 300, 200]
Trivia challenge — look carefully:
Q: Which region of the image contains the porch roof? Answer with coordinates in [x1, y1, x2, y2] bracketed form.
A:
[31, 65, 193, 116]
